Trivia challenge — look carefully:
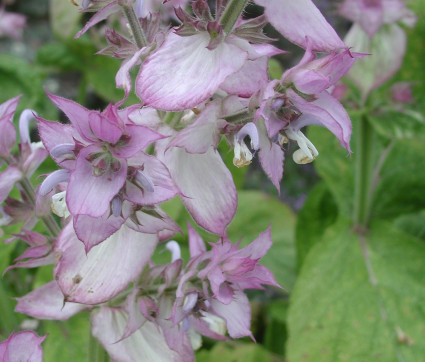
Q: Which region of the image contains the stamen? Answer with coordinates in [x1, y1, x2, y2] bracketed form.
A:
[165, 240, 181, 262]
[233, 138, 253, 168]
[50, 143, 75, 159]
[111, 195, 122, 217]
[19, 109, 37, 144]
[51, 191, 70, 218]
[183, 293, 198, 313]
[134, 170, 154, 192]
[235, 123, 259, 150]
[39, 169, 70, 196]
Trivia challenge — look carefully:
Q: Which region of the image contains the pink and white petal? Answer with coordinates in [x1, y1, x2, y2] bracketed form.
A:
[166, 101, 225, 153]
[288, 89, 352, 152]
[238, 227, 272, 260]
[257, 119, 284, 191]
[54, 223, 158, 304]
[136, 31, 248, 111]
[118, 289, 148, 342]
[15, 281, 88, 320]
[0, 165, 21, 203]
[116, 47, 147, 104]
[210, 290, 253, 339]
[0, 95, 21, 119]
[0, 331, 46, 362]
[91, 307, 181, 362]
[345, 23, 406, 97]
[46, 93, 96, 143]
[0, 121, 16, 157]
[4, 254, 55, 274]
[66, 146, 127, 217]
[14, 244, 50, 261]
[133, 208, 181, 237]
[220, 56, 269, 98]
[251, 43, 286, 58]
[235, 265, 281, 290]
[126, 153, 180, 205]
[255, 0, 346, 52]
[111, 125, 166, 159]
[187, 223, 206, 258]
[22, 147, 48, 178]
[74, 212, 126, 252]
[75, 1, 120, 39]
[88, 111, 123, 144]
[161, 147, 237, 235]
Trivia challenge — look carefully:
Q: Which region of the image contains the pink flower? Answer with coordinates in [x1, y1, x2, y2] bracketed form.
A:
[0, 6, 26, 40]
[0, 331, 46, 362]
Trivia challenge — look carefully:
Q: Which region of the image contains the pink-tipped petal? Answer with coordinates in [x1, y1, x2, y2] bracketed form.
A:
[91, 307, 180, 361]
[0, 166, 21, 203]
[136, 31, 247, 111]
[255, 0, 346, 52]
[74, 1, 121, 39]
[0, 331, 46, 362]
[66, 146, 127, 217]
[187, 223, 206, 258]
[162, 147, 237, 236]
[15, 281, 87, 320]
[166, 101, 225, 154]
[210, 290, 253, 339]
[46, 93, 96, 143]
[54, 223, 157, 304]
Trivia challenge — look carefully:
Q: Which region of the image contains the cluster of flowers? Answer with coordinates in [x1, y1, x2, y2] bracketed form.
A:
[0, 0, 415, 360]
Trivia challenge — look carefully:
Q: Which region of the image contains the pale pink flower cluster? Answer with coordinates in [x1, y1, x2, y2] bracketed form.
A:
[1, 0, 402, 360]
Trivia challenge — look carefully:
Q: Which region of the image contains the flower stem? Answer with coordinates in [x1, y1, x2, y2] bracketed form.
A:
[219, 0, 250, 35]
[353, 115, 375, 229]
[120, 2, 147, 49]
[18, 176, 62, 237]
[88, 332, 108, 362]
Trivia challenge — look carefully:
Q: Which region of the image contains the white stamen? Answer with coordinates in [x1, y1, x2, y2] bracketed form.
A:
[39, 169, 70, 196]
[285, 128, 319, 164]
[200, 312, 226, 336]
[51, 191, 70, 218]
[183, 293, 198, 313]
[233, 137, 253, 168]
[188, 329, 202, 350]
[19, 109, 37, 144]
[236, 122, 259, 150]
[134, 170, 155, 193]
[165, 240, 181, 262]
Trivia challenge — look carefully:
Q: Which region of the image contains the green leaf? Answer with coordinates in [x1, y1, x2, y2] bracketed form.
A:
[295, 182, 337, 270]
[287, 220, 425, 361]
[393, 210, 425, 241]
[227, 191, 296, 290]
[42, 313, 91, 361]
[197, 342, 280, 362]
[263, 299, 288, 356]
[50, 0, 82, 39]
[0, 54, 49, 114]
[369, 107, 425, 140]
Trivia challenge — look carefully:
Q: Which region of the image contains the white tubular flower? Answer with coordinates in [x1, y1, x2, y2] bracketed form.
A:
[165, 240, 181, 262]
[233, 122, 259, 168]
[51, 191, 70, 218]
[200, 311, 227, 336]
[285, 127, 319, 164]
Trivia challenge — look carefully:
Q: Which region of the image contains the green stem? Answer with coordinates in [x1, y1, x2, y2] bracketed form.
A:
[0, 283, 18, 333]
[353, 116, 375, 229]
[219, 0, 250, 35]
[88, 332, 107, 362]
[120, 2, 147, 49]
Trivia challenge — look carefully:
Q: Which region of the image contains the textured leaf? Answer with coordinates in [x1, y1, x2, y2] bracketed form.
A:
[287, 220, 425, 361]
[42, 313, 90, 361]
[197, 342, 278, 362]
[295, 182, 337, 270]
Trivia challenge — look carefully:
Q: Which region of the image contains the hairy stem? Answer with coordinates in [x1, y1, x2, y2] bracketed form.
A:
[120, 2, 147, 48]
[219, 0, 250, 35]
